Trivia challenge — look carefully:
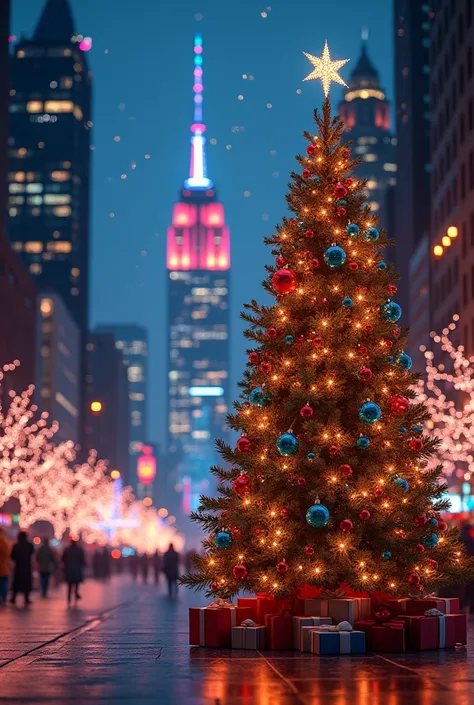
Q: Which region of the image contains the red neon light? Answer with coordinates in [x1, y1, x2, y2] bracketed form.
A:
[167, 201, 230, 270]
[137, 451, 157, 485]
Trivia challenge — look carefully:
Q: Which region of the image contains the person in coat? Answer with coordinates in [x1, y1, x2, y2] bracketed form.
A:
[10, 531, 34, 605]
[162, 543, 180, 598]
[0, 527, 11, 605]
[62, 537, 86, 604]
[36, 537, 58, 598]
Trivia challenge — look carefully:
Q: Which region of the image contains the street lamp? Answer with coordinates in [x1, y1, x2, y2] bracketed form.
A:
[90, 400, 102, 414]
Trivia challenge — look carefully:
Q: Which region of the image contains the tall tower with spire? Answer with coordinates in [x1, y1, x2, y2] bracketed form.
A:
[166, 35, 230, 517]
[338, 34, 396, 231]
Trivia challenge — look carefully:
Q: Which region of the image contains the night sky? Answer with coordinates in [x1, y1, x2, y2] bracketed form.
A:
[11, 0, 393, 449]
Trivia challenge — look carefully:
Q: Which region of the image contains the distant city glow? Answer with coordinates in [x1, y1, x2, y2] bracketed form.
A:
[189, 386, 224, 397]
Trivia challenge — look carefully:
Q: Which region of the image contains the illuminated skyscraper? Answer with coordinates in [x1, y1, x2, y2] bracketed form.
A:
[167, 34, 230, 514]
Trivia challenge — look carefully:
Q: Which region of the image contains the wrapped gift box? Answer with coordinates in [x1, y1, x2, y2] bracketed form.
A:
[238, 595, 302, 622]
[265, 613, 294, 650]
[355, 619, 406, 653]
[403, 597, 460, 616]
[311, 628, 366, 655]
[394, 612, 467, 650]
[385, 598, 411, 616]
[303, 597, 371, 622]
[231, 624, 267, 650]
[189, 604, 252, 647]
[293, 616, 333, 651]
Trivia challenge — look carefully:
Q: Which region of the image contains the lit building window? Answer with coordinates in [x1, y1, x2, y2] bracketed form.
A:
[17, 50, 25, 58]
[9, 196, 24, 205]
[44, 100, 74, 113]
[51, 170, 71, 182]
[17, 147, 27, 157]
[129, 392, 145, 401]
[128, 365, 144, 383]
[61, 77, 73, 89]
[363, 154, 378, 162]
[29, 263, 42, 275]
[192, 430, 210, 439]
[38, 142, 45, 149]
[71, 267, 80, 277]
[50, 80, 58, 88]
[53, 206, 72, 217]
[11, 242, 23, 251]
[26, 183, 43, 193]
[71, 287, 79, 296]
[383, 163, 397, 172]
[44, 194, 71, 205]
[73, 62, 82, 72]
[368, 201, 380, 212]
[31, 207, 41, 216]
[73, 105, 83, 121]
[131, 410, 142, 427]
[9, 183, 25, 193]
[26, 172, 38, 182]
[9, 207, 17, 217]
[10, 171, 25, 182]
[26, 101, 43, 113]
[354, 145, 368, 154]
[40, 298, 54, 316]
[47, 241, 72, 253]
[24, 241, 43, 253]
[9, 103, 25, 113]
[357, 136, 378, 145]
[27, 195, 43, 205]
[366, 180, 378, 189]
[63, 161, 71, 168]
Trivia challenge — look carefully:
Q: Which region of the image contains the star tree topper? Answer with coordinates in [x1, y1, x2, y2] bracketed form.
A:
[303, 41, 350, 97]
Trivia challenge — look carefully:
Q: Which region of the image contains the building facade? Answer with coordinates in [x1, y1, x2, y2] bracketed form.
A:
[167, 34, 230, 514]
[94, 324, 148, 486]
[394, 1, 433, 326]
[85, 332, 129, 481]
[37, 292, 80, 442]
[338, 39, 397, 235]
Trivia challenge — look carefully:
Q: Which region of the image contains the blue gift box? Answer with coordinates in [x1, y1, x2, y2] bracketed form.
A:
[293, 616, 333, 651]
[311, 629, 365, 655]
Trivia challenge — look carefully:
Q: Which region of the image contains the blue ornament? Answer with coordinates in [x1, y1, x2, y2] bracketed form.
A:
[306, 503, 331, 527]
[324, 245, 346, 269]
[363, 226, 380, 242]
[343, 297, 353, 308]
[359, 401, 382, 425]
[336, 199, 348, 207]
[314, 175, 321, 183]
[381, 301, 402, 322]
[393, 477, 410, 492]
[399, 426, 408, 434]
[357, 436, 370, 449]
[307, 452, 315, 461]
[430, 518, 439, 527]
[285, 335, 294, 345]
[396, 353, 412, 371]
[412, 424, 423, 434]
[382, 551, 392, 560]
[277, 432, 299, 456]
[214, 531, 232, 549]
[346, 223, 360, 238]
[377, 261, 387, 270]
[423, 533, 439, 549]
[249, 386, 271, 408]
[387, 356, 395, 365]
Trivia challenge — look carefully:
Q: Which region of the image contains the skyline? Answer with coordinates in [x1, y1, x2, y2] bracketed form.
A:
[10, 0, 393, 448]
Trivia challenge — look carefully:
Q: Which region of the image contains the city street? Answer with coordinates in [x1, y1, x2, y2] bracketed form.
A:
[0, 576, 473, 704]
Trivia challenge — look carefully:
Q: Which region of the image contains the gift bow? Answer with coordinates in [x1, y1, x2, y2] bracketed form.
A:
[425, 608, 444, 617]
[315, 620, 353, 632]
[208, 598, 234, 609]
[241, 618, 258, 627]
[319, 588, 346, 599]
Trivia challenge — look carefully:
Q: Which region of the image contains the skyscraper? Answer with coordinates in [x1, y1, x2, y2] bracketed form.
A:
[338, 36, 397, 232]
[166, 35, 230, 514]
[8, 0, 91, 424]
[94, 324, 148, 486]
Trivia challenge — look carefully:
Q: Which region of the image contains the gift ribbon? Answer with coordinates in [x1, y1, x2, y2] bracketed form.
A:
[314, 620, 353, 632]
[199, 604, 237, 646]
[339, 631, 352, 654]
[425, 608, 445, 648]
[208, 598, 234, 609]
[241, 618, 258, 627]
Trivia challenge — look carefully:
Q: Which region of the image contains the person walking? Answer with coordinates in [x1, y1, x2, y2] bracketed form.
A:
[152, 550, 161, 585]
[10, 531, 34, 605]
[140, 553, 150, 584]
[0, 527, 11, 605]
[162, 543, 180, 598]
[36, 537, 57, 598]
[62, 537, 85, 604]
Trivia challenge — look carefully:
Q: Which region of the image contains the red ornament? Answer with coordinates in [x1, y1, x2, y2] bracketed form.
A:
[300, 403, 314, 418]
[236, 436, 252, 453]
[438, 521, 448, 531]
[339, 464, 353, 478]
[267, 327, 278, 338]
[232, 474, 251, 497]
[313, 336, 323, 348]
[373, 604, 392, 623]
[348, 262, 359, 271]
[342, 148, 351, 160]
[393, 327, 401, 339]
[385, 339, 393, 348]
[388, 395, 410, 415]
[210, 581, 220, 592]
[272, 268, 297, 294]
[280, 508, 289, 519]
[296, 476, 306, 486]
[415, 543, 425, 553]
[337, 207, 347, 218]
[415, 584, 425, 592]
[364, 325, 373, 334]
[339, 519, 354, 532]
[344, 178, 353, 187]
[276, 560, 289, 574]
[276, 256, 286, 267]
[260, 361, 271, 374]
[359, 509, 371, 520]
[334, 183, 348, 199]
[248, 351, 259, 364]
[329, 444, 341, 456]
[414, 514, 428, 527]
[407, 571, 421, 586]
[358, 345, 368, 355]
[310, 258, 320, 269]
[305, 228, 315, 239]
[374, 487, 384, 498]
[306, 144, 316, 156]
[359, 367, 373, 382]
[302, 168, 311, 178]
[409, 438, 424, 452]
[428, 559, 438, 570]
[304, 545, 315, 555]
[276, 295, 283, 303]
[289, 218, 297, 227]
[232, 564, 248, 580]
[387, 284, 398, 295]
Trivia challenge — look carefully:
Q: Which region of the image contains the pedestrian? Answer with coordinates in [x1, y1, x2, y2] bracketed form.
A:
[140, 553, 149, 584]
[162, 543, 180, 598]
[62, 537, 85, 604]
[152, 550, 161, 585]
[10, 531, 34, 605]
[0, 526, 11, 605]
[36, 537, 58, 598]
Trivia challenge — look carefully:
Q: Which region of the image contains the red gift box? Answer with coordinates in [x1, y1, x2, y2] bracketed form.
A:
[189, 604, 252, 647]
[238, 595, 302, 622]
[403, 597, 460, 616]
[355, 619, 406, 652]
[265, 613, 294, 649]
[394, 612, 466, 650]
[385, 598, 411, 616]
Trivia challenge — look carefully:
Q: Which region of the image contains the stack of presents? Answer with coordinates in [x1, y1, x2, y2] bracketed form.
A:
[189, 592, 467, 654]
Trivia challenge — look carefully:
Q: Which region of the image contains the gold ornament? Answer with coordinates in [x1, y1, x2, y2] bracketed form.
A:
[303, 41, 350, 97]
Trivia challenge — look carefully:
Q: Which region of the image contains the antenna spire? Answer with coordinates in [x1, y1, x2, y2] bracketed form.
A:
[184, 34, 213, 190]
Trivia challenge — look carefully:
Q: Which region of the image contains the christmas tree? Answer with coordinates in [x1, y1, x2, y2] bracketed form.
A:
[182, 43, 472, 600]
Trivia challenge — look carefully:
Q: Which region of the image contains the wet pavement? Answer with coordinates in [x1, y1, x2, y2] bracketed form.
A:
[0, 576, 473, 704]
